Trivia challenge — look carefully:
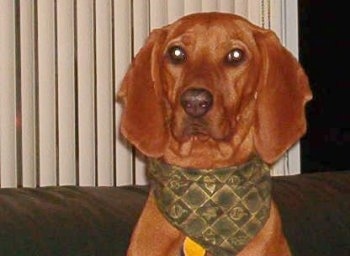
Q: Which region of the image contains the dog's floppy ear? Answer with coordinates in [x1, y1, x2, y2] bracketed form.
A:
[118, 29, 168, 157]
[253, 30, 312, 164]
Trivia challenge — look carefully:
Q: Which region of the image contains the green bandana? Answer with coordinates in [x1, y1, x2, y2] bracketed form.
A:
[147, 158, 272, 256]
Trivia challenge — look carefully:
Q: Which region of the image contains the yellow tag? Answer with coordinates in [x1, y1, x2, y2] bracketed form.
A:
[183, 237, 206, 256]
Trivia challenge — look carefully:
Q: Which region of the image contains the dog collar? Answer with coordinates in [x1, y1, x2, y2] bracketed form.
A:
[147, 157, 272, 256]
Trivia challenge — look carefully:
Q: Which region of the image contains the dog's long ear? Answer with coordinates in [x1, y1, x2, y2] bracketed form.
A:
[117, 29, 168, 158]
[253, 30, 312, 164]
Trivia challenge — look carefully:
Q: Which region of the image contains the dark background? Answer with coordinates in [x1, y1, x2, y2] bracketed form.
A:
[298, 1, 350, 172]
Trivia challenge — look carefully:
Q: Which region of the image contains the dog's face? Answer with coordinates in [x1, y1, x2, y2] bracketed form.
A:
[118, 13, 312, 168]
[162, 20, 257, 141]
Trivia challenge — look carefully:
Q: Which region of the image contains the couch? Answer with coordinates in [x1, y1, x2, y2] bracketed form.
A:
[0, 171, 349, 256]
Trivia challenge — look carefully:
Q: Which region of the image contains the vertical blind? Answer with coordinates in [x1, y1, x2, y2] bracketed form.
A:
[0, 0, 299, 188]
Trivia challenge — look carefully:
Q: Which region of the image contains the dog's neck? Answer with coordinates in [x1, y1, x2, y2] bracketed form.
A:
[147, 157, 272, 256]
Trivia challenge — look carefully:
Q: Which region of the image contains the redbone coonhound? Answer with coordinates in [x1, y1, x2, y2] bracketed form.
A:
[118, 12, 312, 256]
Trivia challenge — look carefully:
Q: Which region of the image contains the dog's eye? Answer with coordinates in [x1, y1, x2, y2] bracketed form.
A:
[167, 46, 186, 64]
[225, 48, 245, 66]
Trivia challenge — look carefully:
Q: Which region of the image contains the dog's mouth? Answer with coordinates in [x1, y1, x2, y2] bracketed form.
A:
[171, 115, 233, 143]
[181, 120, 211, 141]
[170, 87, 234, 146]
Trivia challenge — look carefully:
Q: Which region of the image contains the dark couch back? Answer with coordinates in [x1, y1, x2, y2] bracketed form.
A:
[0, 172, 349, 255]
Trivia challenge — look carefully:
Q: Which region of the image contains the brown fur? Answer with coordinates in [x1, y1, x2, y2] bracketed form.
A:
[118, 12, 312, 256]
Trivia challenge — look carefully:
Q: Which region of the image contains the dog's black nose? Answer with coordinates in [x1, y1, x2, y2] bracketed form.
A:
[180, 88, 213, 118]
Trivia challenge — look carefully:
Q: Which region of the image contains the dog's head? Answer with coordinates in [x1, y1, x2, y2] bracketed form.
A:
[118, 12, 312, 168]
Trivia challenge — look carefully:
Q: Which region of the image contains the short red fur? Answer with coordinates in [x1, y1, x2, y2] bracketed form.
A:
[118, 12, 312, 256]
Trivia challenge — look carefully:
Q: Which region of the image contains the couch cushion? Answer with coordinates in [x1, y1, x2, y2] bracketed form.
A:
[0, 186, 148, 256]
[272, 171, 350, 256]
[0, 171, 349, 256]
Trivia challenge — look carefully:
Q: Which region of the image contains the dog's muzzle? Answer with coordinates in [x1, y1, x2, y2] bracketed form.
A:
[147, 158, 272, 256]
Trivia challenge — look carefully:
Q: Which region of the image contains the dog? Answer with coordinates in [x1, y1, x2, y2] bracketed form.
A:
[118, 12, 312, 256]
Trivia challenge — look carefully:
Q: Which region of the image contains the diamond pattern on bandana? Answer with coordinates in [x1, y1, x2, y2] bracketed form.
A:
[168, 200, 191, 224]
[212, 184, 240, 210]
[182, 184, 208, 208]
[196, 200, 222, 224]
[212, 215, 240, 237]
[199, 175, 223, 195]
[148, 158, 271, 256]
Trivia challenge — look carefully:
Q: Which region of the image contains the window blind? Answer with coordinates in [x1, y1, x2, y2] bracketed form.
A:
[0, 0, 299, 188]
